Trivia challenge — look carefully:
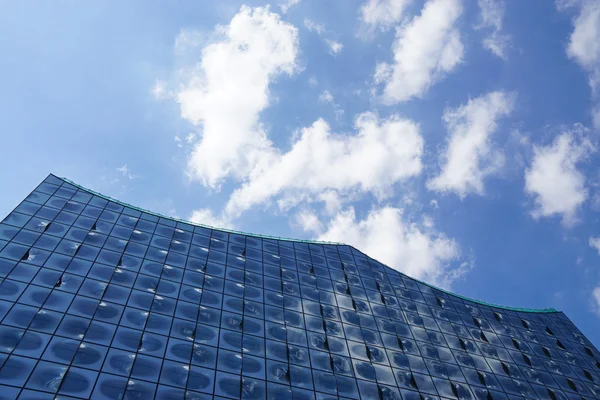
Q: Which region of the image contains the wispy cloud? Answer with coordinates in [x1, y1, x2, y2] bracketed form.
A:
[560, 0, 600, 128]
[325, 39, 343, 55]
[279, 0, 301, 14]
[116, 164, 138, 180]
[318, 90, 344, 120]
[304, 18, 344, 55]
[592, 286, 600, 316]
[475, 0, 511, 59]
[359, 0, 413, 32]
[589, 236, 600, 255]
[303, 18, 326, 35]
[151, 80, 169, 100]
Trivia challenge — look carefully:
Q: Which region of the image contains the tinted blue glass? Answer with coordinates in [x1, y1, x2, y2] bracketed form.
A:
[0, 174, 598, 399]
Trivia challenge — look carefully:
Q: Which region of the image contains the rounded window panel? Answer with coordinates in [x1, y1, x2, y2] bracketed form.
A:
[26, 361, 68, 393]
[187, 366, 214, 393]
[58, 367, 97, 398]
[73, 343, 107, 369]
[0, 326, 24, 352]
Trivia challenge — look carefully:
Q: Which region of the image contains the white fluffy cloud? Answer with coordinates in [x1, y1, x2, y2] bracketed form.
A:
[176, 6, 299, 188]
[566, 0, 600, 92]
[294, 209, 323, 234]
[189, 208, 234, 229]
[306, 206, 466, 288]
[561, 0, 600, 128]
[225, 113, 424, 217]
[475, 0, 510, 59]
[428, 91, 515, 197]
[360, 0, 413, 31]
[375, 0, 464, 104]
[524, 129, 594, 225]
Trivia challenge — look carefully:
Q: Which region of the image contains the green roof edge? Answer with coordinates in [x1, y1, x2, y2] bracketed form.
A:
[59, 176, 344, 245]
[57, 174, 560, 314]
[352, 248, 559, 314]
[414, 276, 558, 314]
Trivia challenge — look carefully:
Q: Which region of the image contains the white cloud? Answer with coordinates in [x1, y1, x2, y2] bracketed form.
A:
[174, 28, 206, 55]
[428, 91, 515, 197]
[593, 107, 600, 129]
[318, 190, 342, 215]
[174, 133, 197, 148]
[566, 0, 600, 93]
[589, 236, 600, 254]
[556, 0, 582, 11]
[592, 286, 600, 315]
[475, 0, 510, 59]
[308, 76, 318, 87]
[174, 136, 182, 148]
[325, 39, 343, 55]
[189, 208, 234, 229]
[318, 90, 334, 103]
[176, 6, 299, 188]
[524, 129, 594, 225]
[166, 206, 179, 219]
[590, 190, 600, 211]
[294, 209, 323, 234]
[116, 165, 137, 180]
[151, 80, 168, 100]
[318, 90, 344, 120]
[185, 133, 197, 144]
[225, 112, 424, 217]
[375, 0, 464, 104]
[561, 0, 600, 127]
[311, 206, 467, 288]
[360, 0, 413, 31]
[304, 19, 343, 56]
[279, 0, 301, 13]
[304, 18, 326, 35]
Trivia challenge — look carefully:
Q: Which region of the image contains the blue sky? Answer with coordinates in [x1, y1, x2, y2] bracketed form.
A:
[1, 0, 600, 345]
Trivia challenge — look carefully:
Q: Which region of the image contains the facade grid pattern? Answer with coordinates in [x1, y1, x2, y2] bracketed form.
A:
[0, 174, 596, 399]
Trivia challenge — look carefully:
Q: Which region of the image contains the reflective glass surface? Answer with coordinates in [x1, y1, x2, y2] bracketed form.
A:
[0, 174, 598, 399]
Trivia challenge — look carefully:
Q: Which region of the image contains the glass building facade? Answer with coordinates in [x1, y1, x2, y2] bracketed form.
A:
[0, 174, 597, 400]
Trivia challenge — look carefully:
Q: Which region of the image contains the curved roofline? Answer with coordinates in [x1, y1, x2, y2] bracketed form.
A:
[56, 174, 559, 314]
[59, 175, 344, 245]
[422, 280, 558, 313]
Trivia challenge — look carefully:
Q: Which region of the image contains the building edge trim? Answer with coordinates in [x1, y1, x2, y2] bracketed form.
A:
[59, 175, 344, 245]
[353, 247, 559, 314]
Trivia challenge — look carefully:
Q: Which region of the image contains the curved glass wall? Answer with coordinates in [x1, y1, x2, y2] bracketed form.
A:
[0, 174, 597, 399]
